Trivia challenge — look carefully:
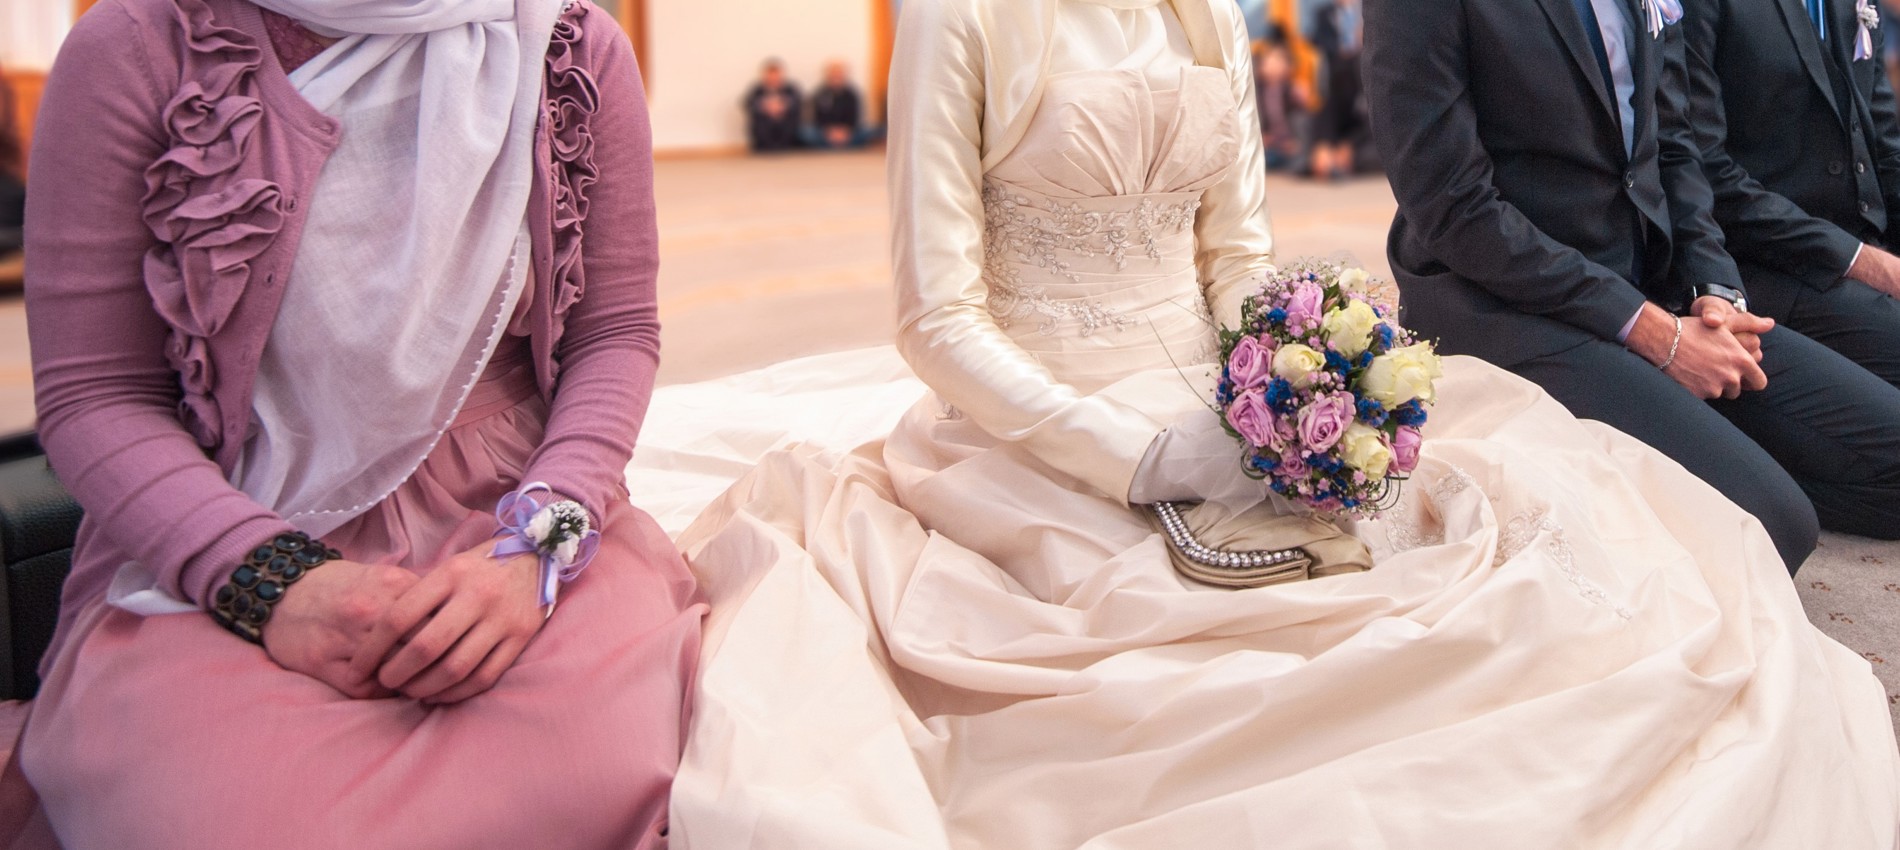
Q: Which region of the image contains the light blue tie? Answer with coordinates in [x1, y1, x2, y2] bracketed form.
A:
[1809, 0, 1830, 42]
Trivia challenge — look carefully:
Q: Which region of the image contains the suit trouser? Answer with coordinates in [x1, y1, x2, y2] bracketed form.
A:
[1509, 326, 1900, 573]
[1775, 277, 1900, 391]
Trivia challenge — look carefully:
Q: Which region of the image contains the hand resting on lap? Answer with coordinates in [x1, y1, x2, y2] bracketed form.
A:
[350, 542, 547, 706]
[262, 560, 420, 700]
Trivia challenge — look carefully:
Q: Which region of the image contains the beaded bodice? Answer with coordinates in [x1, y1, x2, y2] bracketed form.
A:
[980, 66, 1241, 389]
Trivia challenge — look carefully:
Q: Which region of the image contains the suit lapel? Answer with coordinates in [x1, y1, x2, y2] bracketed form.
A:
[1775, 0, 1845, 120]
[1532, 0, 1620, 121]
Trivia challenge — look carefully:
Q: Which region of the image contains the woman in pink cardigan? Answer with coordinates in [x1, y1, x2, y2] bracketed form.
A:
[17, 0, 704, 846]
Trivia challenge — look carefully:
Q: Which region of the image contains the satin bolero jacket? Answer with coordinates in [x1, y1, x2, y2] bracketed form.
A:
[887, 0, 1275, 504]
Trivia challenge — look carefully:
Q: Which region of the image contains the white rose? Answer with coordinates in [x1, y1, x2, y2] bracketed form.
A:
[1320, 300, 1379, 358]
[1272, 343, 1327, 388]
[1336, 267, 1371, 291]
[525, 507, 556, 544]
[554, 538, 581, 567]
[1340, 423, 1394, 478]
[1360, 342, 1443, 407]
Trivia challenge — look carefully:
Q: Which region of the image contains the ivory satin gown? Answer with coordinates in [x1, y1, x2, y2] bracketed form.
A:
[664, 0, 1900, 846]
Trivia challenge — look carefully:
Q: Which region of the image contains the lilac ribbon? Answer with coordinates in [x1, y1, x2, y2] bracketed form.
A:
[491, 482, 600, 608]
[1858, 0, 1881, 61]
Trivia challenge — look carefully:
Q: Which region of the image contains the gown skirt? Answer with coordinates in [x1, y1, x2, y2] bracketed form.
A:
[17, 340, 707, 850]
[667, 354, 1900, 850]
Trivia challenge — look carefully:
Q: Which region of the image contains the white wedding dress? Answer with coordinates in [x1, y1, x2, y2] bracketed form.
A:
[658, 0, 1900, 846]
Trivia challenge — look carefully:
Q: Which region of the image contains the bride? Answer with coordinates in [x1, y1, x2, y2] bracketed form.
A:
[665, 0, 1900, 846]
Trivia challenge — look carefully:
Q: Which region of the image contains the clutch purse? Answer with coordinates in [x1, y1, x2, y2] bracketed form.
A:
[1148, 499, 1373, 589]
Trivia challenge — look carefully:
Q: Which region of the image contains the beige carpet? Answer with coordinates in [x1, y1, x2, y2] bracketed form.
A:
[1799, 533, 1900, 737]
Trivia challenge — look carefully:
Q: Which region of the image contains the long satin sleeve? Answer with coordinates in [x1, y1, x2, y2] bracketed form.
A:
[1194, 3, 1276, 332]
[890, 0, 1174, 504]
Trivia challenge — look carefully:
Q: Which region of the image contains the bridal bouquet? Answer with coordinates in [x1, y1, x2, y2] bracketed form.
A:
[1217, 263, 1443, 518]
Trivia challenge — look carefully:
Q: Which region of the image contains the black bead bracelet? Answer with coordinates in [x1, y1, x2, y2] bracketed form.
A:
[210, 531, 340, 646]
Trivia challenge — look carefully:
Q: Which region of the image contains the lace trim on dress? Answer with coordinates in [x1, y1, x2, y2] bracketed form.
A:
[1383, 466, 1633, 621]
[141, 0, 286, 449]
[980, 182, 1199, 336]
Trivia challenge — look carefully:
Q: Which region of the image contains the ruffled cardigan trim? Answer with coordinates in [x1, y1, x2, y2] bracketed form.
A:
[139, 0, 602, 452]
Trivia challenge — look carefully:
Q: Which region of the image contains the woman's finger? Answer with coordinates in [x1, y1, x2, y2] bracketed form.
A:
[401, 623, 504, 702]
[349, 571, 455, 681]
[377, 594, 482, 691]
[425, 637, 526, 706]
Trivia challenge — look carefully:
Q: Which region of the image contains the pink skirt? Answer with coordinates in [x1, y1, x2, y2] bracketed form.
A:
[17, 341, 706, 849]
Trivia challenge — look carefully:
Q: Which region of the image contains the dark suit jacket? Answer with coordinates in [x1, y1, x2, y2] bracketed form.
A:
[1364, 0, 1741, 366]
[1677, 0, 1900, 316]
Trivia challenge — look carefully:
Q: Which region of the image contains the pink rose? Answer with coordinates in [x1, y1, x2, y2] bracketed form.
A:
[1278, 452, 1310, 480]
[1286, 282, 1325, 331]
[1227, 390, 1274, 448]
[1296, 392, 1355, 453]
[1228, 335, 1274, 390]
[1269, 410, 1299, 453]
[1392, 426, 1424, 475]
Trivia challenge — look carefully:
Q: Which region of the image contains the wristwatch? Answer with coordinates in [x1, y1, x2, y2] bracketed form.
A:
[1690, 282, 1749, 314]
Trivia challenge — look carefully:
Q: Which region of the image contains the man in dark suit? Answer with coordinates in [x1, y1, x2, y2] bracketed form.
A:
[1676, 0, 1900, 390]
[1364, 0, 1900, 571]
[744, 59, 803, 153]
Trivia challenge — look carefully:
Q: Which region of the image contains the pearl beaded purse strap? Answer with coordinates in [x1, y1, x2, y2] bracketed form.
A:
[1150, 502, 1315, 588]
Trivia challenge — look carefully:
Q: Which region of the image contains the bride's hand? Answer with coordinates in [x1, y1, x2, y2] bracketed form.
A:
[348, 542, 547, 705]
[263, 560, 421, 699]
[1131, 408, 1271, 505]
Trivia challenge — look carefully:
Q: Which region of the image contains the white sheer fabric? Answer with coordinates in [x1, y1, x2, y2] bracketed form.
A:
[236, 0, 559, 537]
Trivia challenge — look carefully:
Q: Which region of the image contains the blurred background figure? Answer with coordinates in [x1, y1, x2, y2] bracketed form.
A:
[744, 58, 802, 153]
[1308, 0, 1364, 181]
[1255, 38, 1312, 173]
[803, 61, 879, 150]
[0, 63, 23, 292]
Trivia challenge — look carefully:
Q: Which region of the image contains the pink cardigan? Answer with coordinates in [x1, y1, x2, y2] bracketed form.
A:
[24, 0, 661, 650]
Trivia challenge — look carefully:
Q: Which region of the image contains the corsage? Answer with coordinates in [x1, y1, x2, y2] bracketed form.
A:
[492, 482, 600, 617]
[1859, 0, 1882, 62]
[1642, 0, 1684, 38]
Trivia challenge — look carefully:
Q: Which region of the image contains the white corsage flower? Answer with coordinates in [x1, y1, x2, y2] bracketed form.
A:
[524, 508, 555, 544]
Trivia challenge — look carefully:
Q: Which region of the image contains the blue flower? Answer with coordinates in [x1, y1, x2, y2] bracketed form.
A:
[1324, 351, 1353, 374]
[1373, 323, 1397, 350]
[1266, 307, 1289, 325]
[1264, 378, 1297, 413]
[1356, 399, 1388, 427]
[1355, 351, 1375, 370]
[1392, 400, 1428, 427]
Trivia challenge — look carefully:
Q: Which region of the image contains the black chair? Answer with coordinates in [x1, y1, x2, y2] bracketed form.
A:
[0, 433, 81, 701]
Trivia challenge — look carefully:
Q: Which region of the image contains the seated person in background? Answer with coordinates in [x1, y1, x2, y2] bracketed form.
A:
[1674, 0, 1900, 542]
[0, 64, 24, 261]
[1255, 40, 1311, 173]
[803, 61, 873, 150]
[1679, 1, 1900, 375]
[746, 59, 803, 152]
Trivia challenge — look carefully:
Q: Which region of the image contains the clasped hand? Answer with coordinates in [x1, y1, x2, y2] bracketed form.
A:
[262, 541, 546, 705]
[1634, 298, 1773, 400]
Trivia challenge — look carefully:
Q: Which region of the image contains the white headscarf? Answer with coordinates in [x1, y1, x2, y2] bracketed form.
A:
[114, 0, 564, 614]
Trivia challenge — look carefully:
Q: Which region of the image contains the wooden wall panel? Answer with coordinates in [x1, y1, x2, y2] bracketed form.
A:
[4, 70, 46, 176]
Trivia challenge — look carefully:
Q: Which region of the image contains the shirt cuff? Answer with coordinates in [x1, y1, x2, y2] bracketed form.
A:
[1616, 305, 1645, 345]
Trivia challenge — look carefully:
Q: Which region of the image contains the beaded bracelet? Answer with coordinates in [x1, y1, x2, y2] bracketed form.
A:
[211, 531, 340, 646]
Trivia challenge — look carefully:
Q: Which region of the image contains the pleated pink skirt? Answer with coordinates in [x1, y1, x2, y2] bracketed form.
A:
[17, 339, 706, 849]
